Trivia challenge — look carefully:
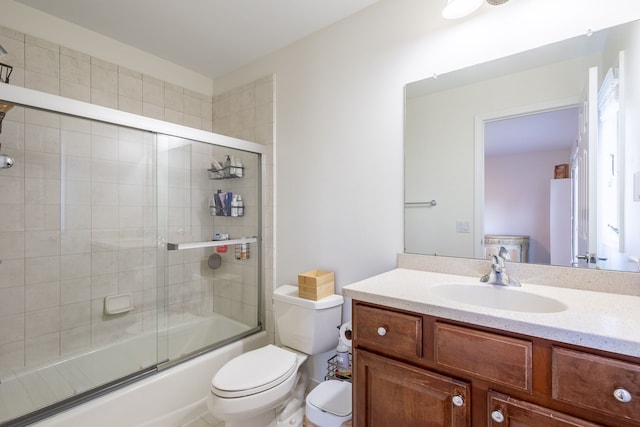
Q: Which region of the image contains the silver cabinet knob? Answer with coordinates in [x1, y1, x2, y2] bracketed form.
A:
[614, 388, 632, 403]
[452, 395, 464, 407]
[377, 326, 387, 336]
[491, 410, 505, 423]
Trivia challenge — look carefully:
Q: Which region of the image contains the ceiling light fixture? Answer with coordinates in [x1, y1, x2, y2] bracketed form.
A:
[442, 0, 484, 19]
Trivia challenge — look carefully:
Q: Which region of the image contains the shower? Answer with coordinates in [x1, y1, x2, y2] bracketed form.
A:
[0, 101, 14, 169]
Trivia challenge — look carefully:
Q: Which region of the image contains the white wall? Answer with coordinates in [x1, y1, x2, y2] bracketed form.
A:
[210, 0, 640, 320]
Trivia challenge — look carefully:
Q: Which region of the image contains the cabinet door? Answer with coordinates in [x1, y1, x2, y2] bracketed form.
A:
[488, 391, 602, 427]
[354, 349, 470, 427]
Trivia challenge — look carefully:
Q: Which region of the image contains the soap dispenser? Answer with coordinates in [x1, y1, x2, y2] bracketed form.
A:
[335, 338, 351, 378]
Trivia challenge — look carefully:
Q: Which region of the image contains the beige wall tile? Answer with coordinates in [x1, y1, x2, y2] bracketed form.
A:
[61, 78, 91, 103]
[91, 88, 118, 109]
[26, 281, 60, 311]
[0, 314, 24, 345]
[118, 95, 143, 115]
[0, 259, 25, 289]
[61, 277, 91, 305]
[25, 332, 59, 365]
[142, 76, 164, 107]
[164, 83, 184, 112]
[60, 301, 91, 330]
[24, 204, 59, 230]
[60, 325, 90, 355]
[0, 286, 24, 317]
[0, 32, 25, 68]
[0, 203, 24, 231]
[164, 108, 183, 125]
[142, 102, 164, 120]
[61, 230, 92, 255]
[119, 67, 142, 96]
[25, 39, 59, 77]
[26, 307, 60, 338]
[25, 69, 60, 94]
[61, 50, 90, 86]
[25, 256, 60, 285]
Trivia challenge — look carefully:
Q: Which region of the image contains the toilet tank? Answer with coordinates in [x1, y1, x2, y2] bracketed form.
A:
[273, 285, 343, 355]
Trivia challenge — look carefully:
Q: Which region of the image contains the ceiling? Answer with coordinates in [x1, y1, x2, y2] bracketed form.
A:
[15, 0, 381, 79]
[484, 107, 579, 157]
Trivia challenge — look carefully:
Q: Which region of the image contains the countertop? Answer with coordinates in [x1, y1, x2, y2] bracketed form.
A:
[342, 268, 640, 358]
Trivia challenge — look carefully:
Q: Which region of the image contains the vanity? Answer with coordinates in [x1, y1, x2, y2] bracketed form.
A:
[343, 265, 640, 427]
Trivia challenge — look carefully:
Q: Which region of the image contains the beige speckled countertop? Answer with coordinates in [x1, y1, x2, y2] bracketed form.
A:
[342, 268, 640, 358]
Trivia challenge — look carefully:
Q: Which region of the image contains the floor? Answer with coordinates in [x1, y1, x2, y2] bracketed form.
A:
[181, 410, 222, 427]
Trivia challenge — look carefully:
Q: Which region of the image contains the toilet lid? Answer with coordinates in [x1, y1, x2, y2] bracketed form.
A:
[307, 380, 352, 416]
[211, 345, 298, 398]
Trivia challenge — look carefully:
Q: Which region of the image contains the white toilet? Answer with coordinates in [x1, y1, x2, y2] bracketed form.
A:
[207, 285, 344, 427]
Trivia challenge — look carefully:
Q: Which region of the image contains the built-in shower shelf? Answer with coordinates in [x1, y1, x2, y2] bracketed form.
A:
[167, 237, 258, 251]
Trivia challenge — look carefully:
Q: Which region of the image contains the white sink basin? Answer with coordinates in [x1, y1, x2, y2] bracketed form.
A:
[431, 284, 567, 313]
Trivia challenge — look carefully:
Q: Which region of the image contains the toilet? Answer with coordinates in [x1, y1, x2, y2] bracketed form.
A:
[207, 285, 344, 427]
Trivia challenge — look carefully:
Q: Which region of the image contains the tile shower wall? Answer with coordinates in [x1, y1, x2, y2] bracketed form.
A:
[162, 138, 260, 329]
[0, 107, 158, 375]
[0, 25, 213, 130]
[0, 23, 273, 376]
[212, 75, 275, 342]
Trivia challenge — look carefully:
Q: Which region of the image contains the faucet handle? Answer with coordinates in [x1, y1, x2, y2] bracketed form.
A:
[497, 246, 511, 262]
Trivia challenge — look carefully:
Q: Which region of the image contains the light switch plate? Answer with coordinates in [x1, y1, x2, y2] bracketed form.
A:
[635, 171, 640, 202]
[456, 220, 470, 233]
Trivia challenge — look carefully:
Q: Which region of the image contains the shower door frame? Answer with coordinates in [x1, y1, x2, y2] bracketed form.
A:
[0, 83, 266, 426]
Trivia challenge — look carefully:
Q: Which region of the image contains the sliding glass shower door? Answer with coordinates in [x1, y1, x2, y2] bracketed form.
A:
[0, 100, 262, 426]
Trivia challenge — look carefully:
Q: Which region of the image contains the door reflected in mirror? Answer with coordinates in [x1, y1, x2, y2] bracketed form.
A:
[404, 19, 640, 273]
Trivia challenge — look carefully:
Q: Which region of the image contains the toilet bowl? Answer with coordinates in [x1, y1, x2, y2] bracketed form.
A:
[207, 345, 308, 427]
[207, 285, 344, 427]
[304, 380, 352, 427]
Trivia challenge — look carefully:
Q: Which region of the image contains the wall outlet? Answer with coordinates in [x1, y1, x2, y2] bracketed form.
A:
[456, 220, 470, 233]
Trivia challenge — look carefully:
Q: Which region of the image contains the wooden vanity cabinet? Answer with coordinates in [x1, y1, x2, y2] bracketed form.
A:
[352, 301, 640, 427]
[355, 349, 470, 426]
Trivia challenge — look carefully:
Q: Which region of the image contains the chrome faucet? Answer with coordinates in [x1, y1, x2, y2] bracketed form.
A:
[481, 247, 521, 287]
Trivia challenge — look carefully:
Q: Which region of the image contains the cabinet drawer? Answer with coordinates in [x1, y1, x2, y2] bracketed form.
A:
[552, 347, 640, 421]
[435, 322, 532, 392]
[488, 391, 602, 427]
[353, 304, 422, 359]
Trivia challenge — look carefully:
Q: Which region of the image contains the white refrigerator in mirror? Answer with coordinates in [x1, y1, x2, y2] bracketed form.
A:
[550, 178, 572, 266]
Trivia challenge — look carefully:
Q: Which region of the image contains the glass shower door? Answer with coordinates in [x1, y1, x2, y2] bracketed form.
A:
[0, 107, 161, 425]
[157, 134, 262, 364]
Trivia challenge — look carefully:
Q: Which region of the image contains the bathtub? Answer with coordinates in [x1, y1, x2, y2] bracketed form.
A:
[4, 316, 266, 427]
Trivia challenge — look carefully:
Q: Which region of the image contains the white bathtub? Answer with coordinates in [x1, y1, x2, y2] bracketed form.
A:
[5, 316, 266, 427]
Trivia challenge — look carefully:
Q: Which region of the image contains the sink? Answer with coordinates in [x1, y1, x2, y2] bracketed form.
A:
[431, 284, 567, 313]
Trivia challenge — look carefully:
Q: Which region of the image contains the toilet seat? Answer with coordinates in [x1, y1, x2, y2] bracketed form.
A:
[211, 345, 298, 398]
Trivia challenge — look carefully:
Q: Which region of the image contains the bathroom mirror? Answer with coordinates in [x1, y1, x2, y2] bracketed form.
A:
[404, 19, 640, 273]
